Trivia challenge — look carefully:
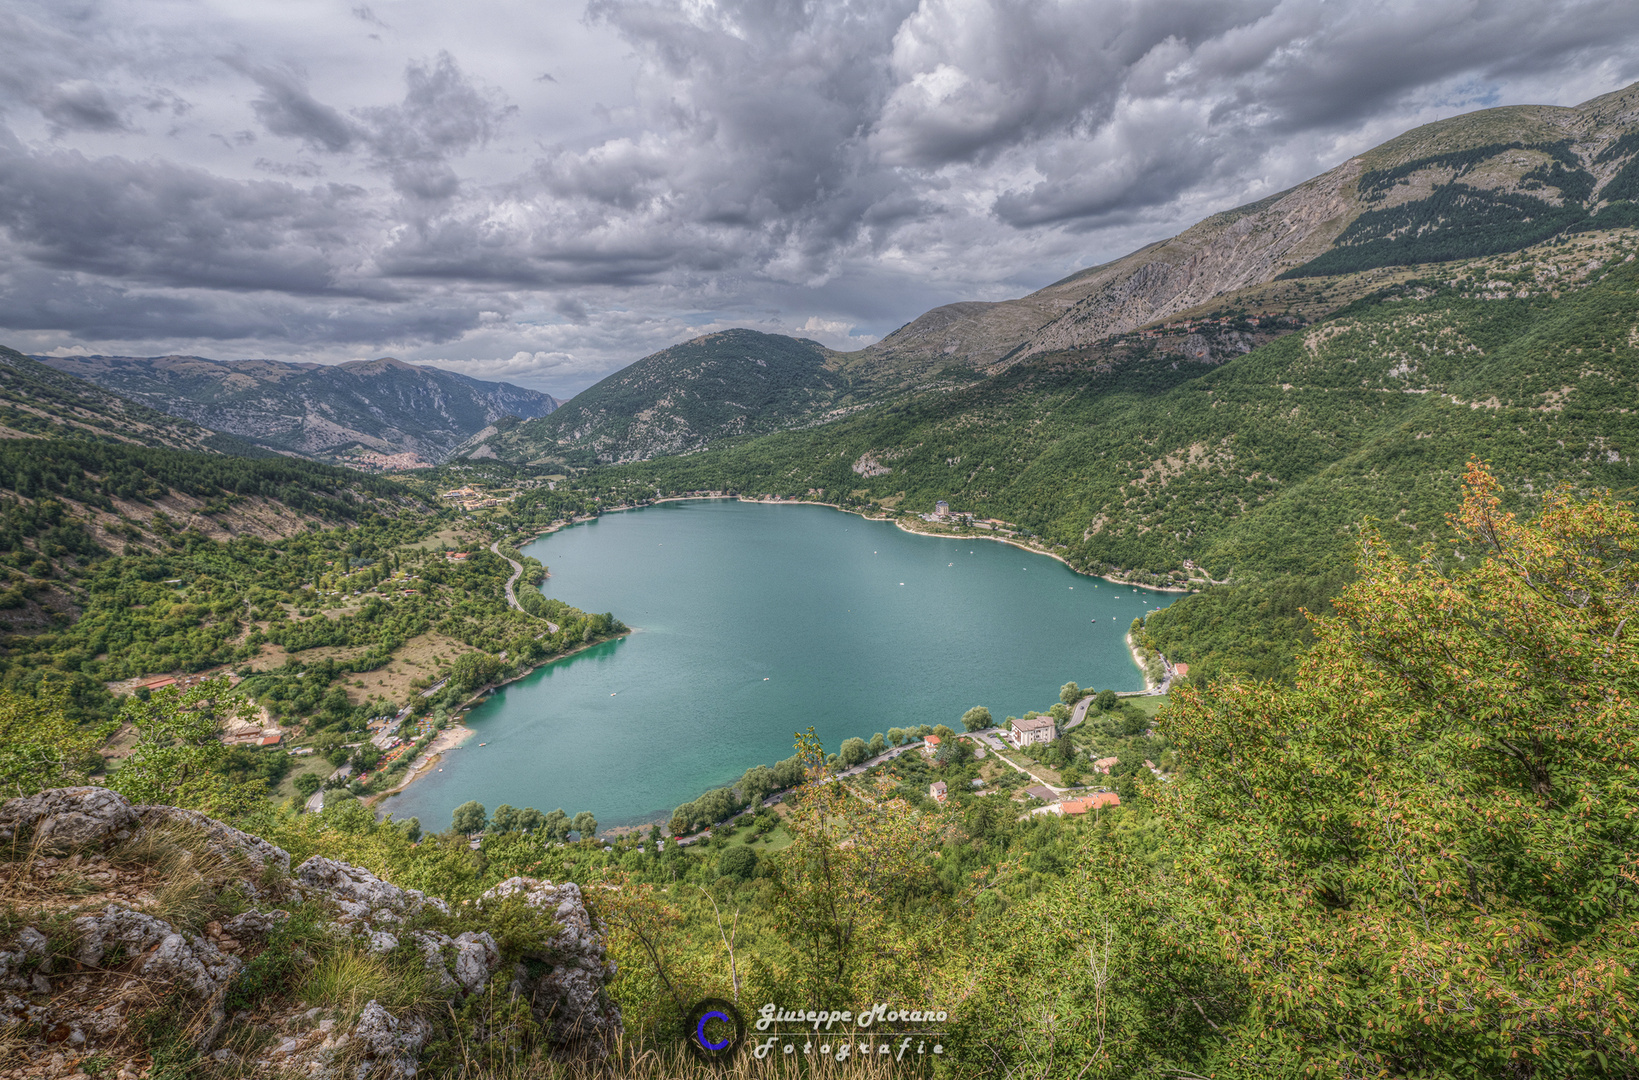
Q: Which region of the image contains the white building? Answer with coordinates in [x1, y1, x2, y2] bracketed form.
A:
[1008, 715, 1057, 749]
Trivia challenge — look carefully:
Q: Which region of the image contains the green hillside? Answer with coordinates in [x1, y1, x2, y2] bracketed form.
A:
[1284, 138, 1639, 277]
[463, 328, 849, 464]
[582, 231, 1639, 680]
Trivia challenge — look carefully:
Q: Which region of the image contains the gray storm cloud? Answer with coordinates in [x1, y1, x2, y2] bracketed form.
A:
[0, 0, 1636, 396]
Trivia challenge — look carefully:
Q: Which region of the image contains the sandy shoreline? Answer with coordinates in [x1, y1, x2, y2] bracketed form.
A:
[370, 722, 476, 809]
[368, 629, 634, 811]
[1126, 631, 1160, 692]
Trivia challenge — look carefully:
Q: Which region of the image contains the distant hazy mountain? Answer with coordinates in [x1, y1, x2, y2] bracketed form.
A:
[0, 345, 265, 456]
[36, 354, 561, 464]
[461, 329, 848, 465]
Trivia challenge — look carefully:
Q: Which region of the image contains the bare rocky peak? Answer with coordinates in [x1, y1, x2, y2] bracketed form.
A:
[34, 353, 562, 464]
[861, 79, 1639, 375]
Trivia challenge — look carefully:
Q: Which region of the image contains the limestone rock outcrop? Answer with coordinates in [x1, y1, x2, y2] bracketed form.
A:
[0, 786, 141, 853]
[480, 876, 622, 1048]
[0, 789, 621, 1077]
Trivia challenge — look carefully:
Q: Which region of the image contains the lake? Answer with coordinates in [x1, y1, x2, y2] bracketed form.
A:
[382, 499, 1177, 832]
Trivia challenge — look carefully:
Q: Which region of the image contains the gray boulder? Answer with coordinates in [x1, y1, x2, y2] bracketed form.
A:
[0, 926, 48, 991]
[0, 787, 140, 853]
[353, 998, 431, 1079]
[452, 931, 500, 995]
[293, 856, 449, 918]
[72, 904, 239, 996]
[479, 877, 621, 1048]
[406, 929, 500, 996]
[222, 909, 288, 943]
[72, 903, 240, 1048]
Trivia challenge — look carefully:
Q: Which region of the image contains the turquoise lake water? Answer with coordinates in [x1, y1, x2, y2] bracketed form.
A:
[382, 500, 1176, 832]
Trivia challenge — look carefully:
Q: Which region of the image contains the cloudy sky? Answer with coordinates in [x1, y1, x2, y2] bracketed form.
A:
[3, 0, 1638, 396]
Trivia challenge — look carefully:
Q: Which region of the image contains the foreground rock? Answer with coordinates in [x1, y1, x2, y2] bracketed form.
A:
[480, 877, 622, 1048]
[0, 788, 621, 1078]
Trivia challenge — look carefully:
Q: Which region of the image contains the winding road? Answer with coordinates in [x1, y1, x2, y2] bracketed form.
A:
[1064, 693, 1096, 731]
[490, 541, 559, 632]
[491, 541, 524, 611]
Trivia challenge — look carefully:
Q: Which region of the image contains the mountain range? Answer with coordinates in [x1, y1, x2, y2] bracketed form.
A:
[463, 79, 1639, 469]
[445, 81, 1639, 685]
[35, 353, 561, 465]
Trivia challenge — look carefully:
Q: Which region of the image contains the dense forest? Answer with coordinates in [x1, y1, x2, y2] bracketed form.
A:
[0, 439, 626, 745]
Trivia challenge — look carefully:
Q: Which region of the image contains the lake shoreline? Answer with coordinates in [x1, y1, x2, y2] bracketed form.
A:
[1127, 631, 1161, 692]
[372, 630, 633, 813]
[605, 495, 1200, 594]
[369, 723, 477, 811]
[395, 497, 1172, 832]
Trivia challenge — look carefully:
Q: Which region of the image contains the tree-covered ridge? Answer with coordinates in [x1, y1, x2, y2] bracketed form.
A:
[592, 235, 1638, 569]
[0, 439, 628, 736]
[566, 232, 1638, 682]
[0, 436, 417, 605]
[1284, 138, 1639, 278]
[463, 328, 849, 465]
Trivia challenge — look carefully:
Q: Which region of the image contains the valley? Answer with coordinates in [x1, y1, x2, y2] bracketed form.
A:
[0, 77, 1636, 1080]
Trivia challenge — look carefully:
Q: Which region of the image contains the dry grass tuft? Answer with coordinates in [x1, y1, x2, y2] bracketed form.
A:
[300, 947, 439, 1017]
[111, 824, 245, 930]
[445, 1031, 924, 1080]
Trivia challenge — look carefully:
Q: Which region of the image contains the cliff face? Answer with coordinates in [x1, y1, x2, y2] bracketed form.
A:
[0, 788, 618, 1079]
[35, 355, 562, 465]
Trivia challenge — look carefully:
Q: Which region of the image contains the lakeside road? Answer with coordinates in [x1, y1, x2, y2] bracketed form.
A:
[490, 541, 559, 632]
[491, 541, 524, 612]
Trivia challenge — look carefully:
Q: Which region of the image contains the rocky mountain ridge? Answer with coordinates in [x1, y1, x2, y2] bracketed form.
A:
[470, 80, 1639, 468]
[36, 354, 561, 466]
[868, 80, 1639, 374]
[0, 347, 263, 457]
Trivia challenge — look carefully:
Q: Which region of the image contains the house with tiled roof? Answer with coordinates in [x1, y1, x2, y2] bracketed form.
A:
[1059, 792, 1120, 814]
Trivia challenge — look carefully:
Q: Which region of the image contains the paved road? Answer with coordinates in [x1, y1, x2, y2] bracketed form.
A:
[1065, 694, 1096, 731]
[304, 762, 352, 813]
[491, 541, 559, 632]
[490, 541, 524, 611]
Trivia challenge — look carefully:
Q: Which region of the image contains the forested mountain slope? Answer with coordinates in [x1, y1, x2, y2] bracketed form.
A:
[590, 230, 1639, 679]
[0, 346, 260, 456]
[471, 82, 1639, 472]
[0, 436, 424, 648]
[39, 353, 561, 465]
[463, 329, 848, 465]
